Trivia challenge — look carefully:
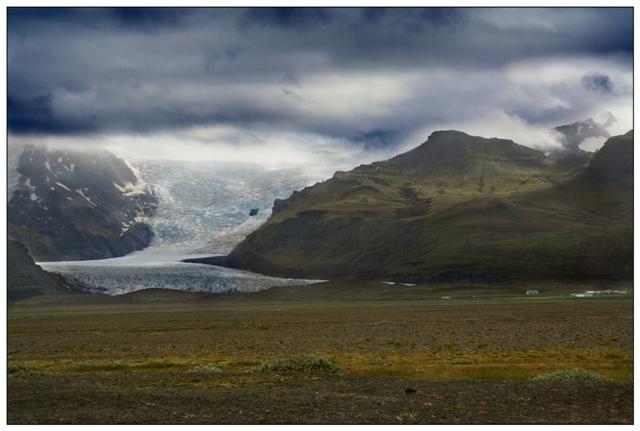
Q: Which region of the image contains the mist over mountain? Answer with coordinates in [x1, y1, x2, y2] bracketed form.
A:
[552, 118, 612, 157]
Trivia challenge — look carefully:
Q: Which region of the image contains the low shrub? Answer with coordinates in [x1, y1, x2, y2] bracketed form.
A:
[188, 364, 224, 374]
[532, 368, 610, 382]
[252, 354, 341, 374]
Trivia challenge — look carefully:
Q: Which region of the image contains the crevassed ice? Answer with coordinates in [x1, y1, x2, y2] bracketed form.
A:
[41, 159, 324, 295]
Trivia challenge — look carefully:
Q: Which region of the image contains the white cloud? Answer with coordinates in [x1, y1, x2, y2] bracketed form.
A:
[9, 53, 632, 173]
[8, 126, 392, 181]
[579, 136, 609, 152]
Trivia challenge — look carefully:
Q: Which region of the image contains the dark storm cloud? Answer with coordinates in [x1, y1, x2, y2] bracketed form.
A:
[8, 7, 191, 31]
[353, 129, 402, 151]
[582, 72, 614, 94]
[109, 7, 185, 29]
[239, 7, 333, 28]
[8, 93, 56, 133]
[7, 7, 633, 142]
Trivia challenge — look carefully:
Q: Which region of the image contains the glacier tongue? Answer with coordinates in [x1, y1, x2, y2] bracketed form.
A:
[41, 249, 324, 296]
[41, 159, 325, 295]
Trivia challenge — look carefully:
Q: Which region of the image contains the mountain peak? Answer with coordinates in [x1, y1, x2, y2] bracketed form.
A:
[553, 118, 610, 155]
[390, 129, 544, 170]
[426, 129, 515, 144]
[429, 129, 482, 140]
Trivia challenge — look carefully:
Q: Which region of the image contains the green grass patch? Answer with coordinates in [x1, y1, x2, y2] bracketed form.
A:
[8, 364, 43, 377]
[134, 360, 177, 370]
[252, 354, 342, 374]
[67, 360, 129, 372]
[532, 368, 611, 382]
[67, 359, 179, 372]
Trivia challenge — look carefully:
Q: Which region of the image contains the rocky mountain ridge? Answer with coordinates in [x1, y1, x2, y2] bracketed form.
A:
[8, 145, 159, 260]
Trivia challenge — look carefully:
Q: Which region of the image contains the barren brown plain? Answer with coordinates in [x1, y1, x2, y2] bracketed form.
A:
[7, 281, 633, 424]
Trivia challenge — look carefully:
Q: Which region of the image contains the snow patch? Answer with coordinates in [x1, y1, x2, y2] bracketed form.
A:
[23, 178, 35, 192]
[55, 181, 71, 191]
[76, 188, 97, 207]
[119, 219, 139, 236]
[113, 180, 146, 196]
[570, 289, 627, 298]
[381, 281, 415, 286]
[121, 159, 148, 194]
[124, 159, 143, 180]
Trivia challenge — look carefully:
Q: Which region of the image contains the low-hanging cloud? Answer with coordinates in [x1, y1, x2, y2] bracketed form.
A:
[7, 7, 633, 170]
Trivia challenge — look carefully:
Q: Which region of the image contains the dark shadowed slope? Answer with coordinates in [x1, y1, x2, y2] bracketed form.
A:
[586, 129, 633, 185]
[8, 146, 159, 261]
[7, 240, 73, 301]
[218, 130, 632, 281]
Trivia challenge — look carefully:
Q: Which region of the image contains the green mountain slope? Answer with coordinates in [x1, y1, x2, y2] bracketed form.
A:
[7, 240, 73, 301]
[222, 130, 633, 282]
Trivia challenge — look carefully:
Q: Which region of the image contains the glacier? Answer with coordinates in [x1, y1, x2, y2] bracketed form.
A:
[40, 159, 326, 295]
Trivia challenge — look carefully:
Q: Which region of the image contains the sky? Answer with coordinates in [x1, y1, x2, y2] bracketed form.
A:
[7, 7, 634, 173]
